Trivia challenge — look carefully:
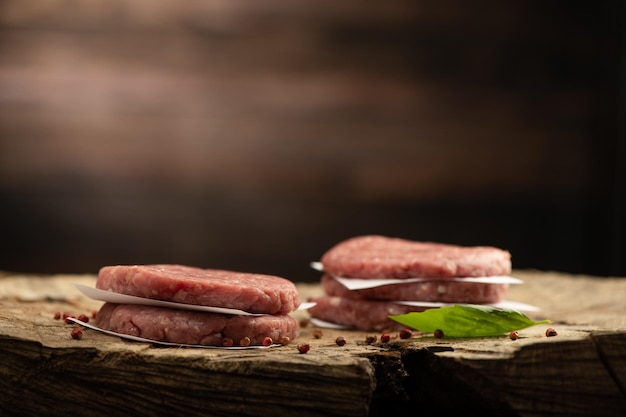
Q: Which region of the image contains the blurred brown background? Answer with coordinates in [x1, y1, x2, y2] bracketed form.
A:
[1, 0, 624, 281]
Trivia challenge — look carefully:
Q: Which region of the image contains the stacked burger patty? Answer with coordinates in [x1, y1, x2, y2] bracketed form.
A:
[94, 264, 300, 346]
[308, 235, 513, 331]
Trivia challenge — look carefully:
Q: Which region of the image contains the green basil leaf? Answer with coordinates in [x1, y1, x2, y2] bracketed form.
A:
[389, 304, 550, 338]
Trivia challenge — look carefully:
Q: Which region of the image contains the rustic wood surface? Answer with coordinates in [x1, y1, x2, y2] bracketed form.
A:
[1, 270, 625, 417]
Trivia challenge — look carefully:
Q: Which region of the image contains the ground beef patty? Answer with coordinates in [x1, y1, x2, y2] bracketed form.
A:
[97, 264, 300, 315]
[321, 235, 511, 279]
[320, 274, 509, 304]
[308, 296, 429, 331]
[96, 303, 299, 346]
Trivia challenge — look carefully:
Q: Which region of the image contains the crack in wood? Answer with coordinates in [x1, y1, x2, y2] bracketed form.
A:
[590, 332, 626, 400]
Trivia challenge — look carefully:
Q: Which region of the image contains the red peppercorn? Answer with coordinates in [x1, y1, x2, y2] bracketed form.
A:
[62, 312, 71, 320]
[70, 328, 83, 340]
[365, 335, 377, 344]
[335, 336, 347, 346]
[77, 314, 89, 323]
[545, 328, 558, 337]
[239, 337, 251, 347]
[399, 328, 412, 339]
[297, 343, 310, 354]
[380, 333, 390, 343]
[278, 336, 291, 346]
[262, 337, 273, 347]
[434, 329, 444, 339]
[312, 329, 323, 339]
[222, 337, 234, 347]
[64, 315, 75, 324]
[53, 312, 61, 320]
[509, 330, 519, 340]
[91, 310, 98, 319]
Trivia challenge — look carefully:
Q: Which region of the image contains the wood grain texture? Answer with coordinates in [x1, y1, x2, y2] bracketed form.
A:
[1, 336, 375, 417]
[1, 271, 625, 416]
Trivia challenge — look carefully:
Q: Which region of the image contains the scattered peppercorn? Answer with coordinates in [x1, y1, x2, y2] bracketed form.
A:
[62, 312, 71, 320]
[312, 329, 323, 339]
[91, 310, 98, 319]
[239, 337, 251, 347]
[77, 314, 89, 323]
[365, 335, 377, 344]
[222, 337, 234, 347]
[434, 329, 444, 339]
[299, 319, 310, 328]
[545, 328, 558, 337]
[278, 336, 291, 346]
[399, 328, 412, 339]
[509, 330, 519, 340]
[297, 343, 310, 354]
[262, 337, 273, 347]
[64, 315, 75, 324]
[53, 312, 61, 320]
[70, 328, 83, 340]
[335, 336, 347, 346]
[380, 333, 390, 343]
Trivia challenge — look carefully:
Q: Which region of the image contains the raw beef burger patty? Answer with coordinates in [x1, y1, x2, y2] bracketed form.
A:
[308, 296, 429, 331]
[321, 274, 509, 303]
[96, 303, 298, 346]
[97, 264, 300, 315]
[321, 235, 511, 279]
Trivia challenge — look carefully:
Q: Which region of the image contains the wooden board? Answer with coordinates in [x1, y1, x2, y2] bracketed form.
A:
[1, 270, 625, 416]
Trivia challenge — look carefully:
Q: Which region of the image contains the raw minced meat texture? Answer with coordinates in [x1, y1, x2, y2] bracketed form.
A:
[96, 303, 298, 346]
[321, 235, 511, 279]
[97, 264, 300, 315]
[307, 296, 431, 331]
[321, 274, 509, 304]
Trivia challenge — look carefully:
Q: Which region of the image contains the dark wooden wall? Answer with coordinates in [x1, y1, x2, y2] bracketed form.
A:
[1, 0, 624, 281]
